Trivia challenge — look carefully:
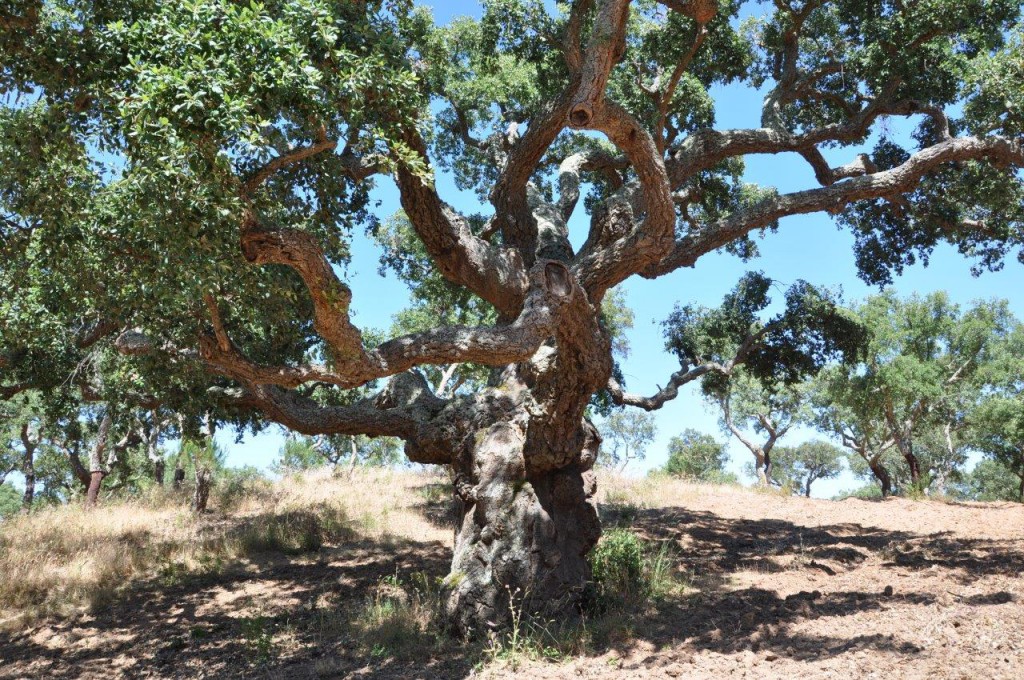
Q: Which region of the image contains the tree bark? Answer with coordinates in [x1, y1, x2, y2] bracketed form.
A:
[868, 459, 893, 498]
[444, 418, 601, 638]
[904, 450, 922, 490]
[193, 466, 212, 512]
[86, 471, 105, 507]
[86, 414, 112, 508]
[19, 424, 36, 511]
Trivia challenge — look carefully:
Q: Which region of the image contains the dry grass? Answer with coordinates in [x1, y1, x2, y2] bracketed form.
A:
[0, 467, 451, 631]
[597, 471, 747, 511]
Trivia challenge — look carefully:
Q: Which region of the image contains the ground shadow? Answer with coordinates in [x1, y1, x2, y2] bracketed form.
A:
[2, 502, 1021, 679]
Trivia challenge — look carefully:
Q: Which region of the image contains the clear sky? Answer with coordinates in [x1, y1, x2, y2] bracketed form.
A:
[215, 1, 1024, 498]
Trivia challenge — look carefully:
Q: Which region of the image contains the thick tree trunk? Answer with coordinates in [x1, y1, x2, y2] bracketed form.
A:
[153, 458, 166, 486]
[804, 478, 812, 498]
[443, 419, 601, 638]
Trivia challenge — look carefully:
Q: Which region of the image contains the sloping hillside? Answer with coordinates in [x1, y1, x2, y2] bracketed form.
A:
[0, 470, 1021, 679]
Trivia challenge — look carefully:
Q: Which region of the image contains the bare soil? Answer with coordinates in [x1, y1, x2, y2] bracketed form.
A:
[1, 480, 1021, 679]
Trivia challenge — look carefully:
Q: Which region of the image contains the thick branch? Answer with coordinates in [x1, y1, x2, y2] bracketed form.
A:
[224, 372, 452, 464]
[648, 135, 1024, 276]
[200, 261, 578, 389]
[607, 364, 721, 410]
[396, 131, 529, 316]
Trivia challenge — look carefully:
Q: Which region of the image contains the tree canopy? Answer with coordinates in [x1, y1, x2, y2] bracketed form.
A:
[3, 0, 1024, 634]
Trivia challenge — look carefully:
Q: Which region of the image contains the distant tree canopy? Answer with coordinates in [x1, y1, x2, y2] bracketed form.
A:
[813, 292, 1019, 496]
[772, 440, 844, 497]
[599, 409, 657, 471]
[662, 428, 734, 483]
[3, 0, 1024, 634]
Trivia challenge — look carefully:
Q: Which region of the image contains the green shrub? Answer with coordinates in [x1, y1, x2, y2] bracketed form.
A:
[216, 466, 273, 511]
[588, 529, 685, 612]
[589, 529, 645, 604]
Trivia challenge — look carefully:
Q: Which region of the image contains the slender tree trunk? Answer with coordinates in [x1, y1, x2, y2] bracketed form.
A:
[444, 418, 601, 638]
[1018, 474, 1023, 504]
[86, 414, 112, 508]
[19, 424, 36, 511]
[804, 478, 812, 498]
[192, 466, 212, 512]
[347, 436, 359, 477]
[868, 458, 893, 498]
[21, 452, 35, 510]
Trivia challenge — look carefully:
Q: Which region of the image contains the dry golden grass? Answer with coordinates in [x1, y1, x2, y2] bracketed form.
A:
[0, 467, 451, 631]
[597, 470, 747, 510]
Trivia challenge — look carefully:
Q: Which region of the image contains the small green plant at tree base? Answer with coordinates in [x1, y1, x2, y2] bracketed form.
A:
[590, 529, 645, 606]
[588, 529, 686, 613]
[240, 613, 276, 665]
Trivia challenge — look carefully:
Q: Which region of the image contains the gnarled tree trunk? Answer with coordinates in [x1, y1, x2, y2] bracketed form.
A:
[444, 417, 601, 637]
[192, 465, 212, 512]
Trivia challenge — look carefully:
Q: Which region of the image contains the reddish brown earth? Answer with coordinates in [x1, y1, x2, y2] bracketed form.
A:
[1, 478, 1021, 679]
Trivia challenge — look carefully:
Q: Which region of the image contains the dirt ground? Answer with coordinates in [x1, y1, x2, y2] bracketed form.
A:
[1, 477, 1021, 679]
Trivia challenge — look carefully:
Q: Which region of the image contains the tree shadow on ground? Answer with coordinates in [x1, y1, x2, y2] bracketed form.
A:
[2, 503, 1021, 679]
[0, 513, 467, 680]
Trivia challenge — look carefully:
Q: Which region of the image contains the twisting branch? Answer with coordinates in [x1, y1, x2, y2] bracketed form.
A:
[241, 125, 337, 197]
[557, 150, 629, 222]
[197, 261, 581, 390]
[568, 0, 631, 129]
[563, 0, 596, 73]
[240, 223, 369, 363]
[607, 364, 720, 410]
[609, 324, 772, 410]
[395, 130, 530, 316]
[654, 22, 710, 154]
[647, 134, 1024, 277]
[221, 372, 452, 464]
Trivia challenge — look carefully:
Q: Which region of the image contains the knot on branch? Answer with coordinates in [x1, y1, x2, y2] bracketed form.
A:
[569, 102, 594, 129]
[543, 262, 573, 299]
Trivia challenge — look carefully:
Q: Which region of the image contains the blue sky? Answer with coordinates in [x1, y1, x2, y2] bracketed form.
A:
[214, 0, 1024, 498]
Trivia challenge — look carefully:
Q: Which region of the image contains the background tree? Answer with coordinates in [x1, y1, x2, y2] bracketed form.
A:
[970, 396, 1024, 502]
[599, 410, 656, 472]
[958, 457, 1024, 502]
[813, 292, 1015, 494]
[710, 373, 807, 486]
[3, 0, 1024, 634]
[275, 433, 403, 474]
[662, 428, 734, 483]
[772, 440, 844, 498]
